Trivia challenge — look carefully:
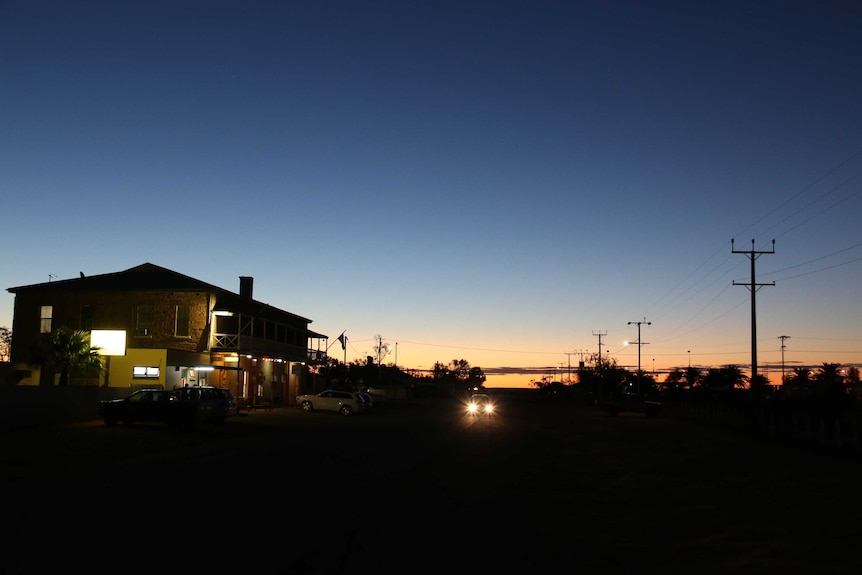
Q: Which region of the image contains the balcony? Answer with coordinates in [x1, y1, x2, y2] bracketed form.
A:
[307, 349, 328, 365]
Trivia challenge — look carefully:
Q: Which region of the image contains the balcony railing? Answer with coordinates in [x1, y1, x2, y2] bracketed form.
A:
[213, 333, 239, 348]
[213, 331, 327, 364]
[307, 349, 328, 364]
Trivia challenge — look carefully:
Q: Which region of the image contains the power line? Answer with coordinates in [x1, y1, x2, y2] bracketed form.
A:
[649, 147, 862, 345]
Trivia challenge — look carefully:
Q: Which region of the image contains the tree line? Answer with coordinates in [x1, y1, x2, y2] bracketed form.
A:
[533, 354, 861, 402]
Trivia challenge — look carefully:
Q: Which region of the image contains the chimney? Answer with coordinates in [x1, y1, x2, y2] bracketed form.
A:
[239, 276, 254, 299]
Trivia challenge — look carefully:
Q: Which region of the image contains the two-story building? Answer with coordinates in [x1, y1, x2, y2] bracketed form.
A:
[6, 263, 328, 407]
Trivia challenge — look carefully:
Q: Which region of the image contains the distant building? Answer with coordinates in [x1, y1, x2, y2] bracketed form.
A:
[6, 263, 328, 407]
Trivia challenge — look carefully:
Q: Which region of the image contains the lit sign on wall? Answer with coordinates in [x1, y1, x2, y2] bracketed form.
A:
[90, 330, 127, 356]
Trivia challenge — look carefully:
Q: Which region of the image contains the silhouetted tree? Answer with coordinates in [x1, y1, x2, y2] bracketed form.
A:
[749, 373, 771, 399]
[0, 326, 11, 363]
[320, 356, 350, 389]
[662, 366, 703, 391]
[449, 359, 471, 382]
[44, 327, 103, 386]
[788, 367, 812, 391]
[432, 361, 449, 382]
[815, 363, 844, 385]
[578, 356, 629, 398]
[701, 365, 747, 389]
[814, 362, 846, 399]
[427, 359, 485, 395]
[664, 368, 684, 388]
[467, 366, 486, 388]
[626, 370, 657, 395]
[684, 366, 703, 388]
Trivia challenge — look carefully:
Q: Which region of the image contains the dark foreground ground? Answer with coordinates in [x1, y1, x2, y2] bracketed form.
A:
[3, 392, 862, 574]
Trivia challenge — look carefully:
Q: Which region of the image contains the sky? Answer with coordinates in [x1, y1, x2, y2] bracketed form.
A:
[2, 1, 861, 388]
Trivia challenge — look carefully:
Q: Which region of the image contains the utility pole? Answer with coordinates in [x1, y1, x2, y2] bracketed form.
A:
[732, 239, 775, 382]
[592, 331, 606, 369]
[778, 335, 791, 387]
[627, 319, 651, 393]
[592, 332, 606, 403]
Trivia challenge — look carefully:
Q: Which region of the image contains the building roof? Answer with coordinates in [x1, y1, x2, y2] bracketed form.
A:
[8, 263, 217, 293]
[7, 262, 316, 326]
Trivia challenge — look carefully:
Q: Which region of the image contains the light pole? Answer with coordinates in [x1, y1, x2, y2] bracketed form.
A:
[628, 319, 651, 394]
[687, 350, 691, 368]
[778, 335, 790, 387]
[374, 334, 391, 386]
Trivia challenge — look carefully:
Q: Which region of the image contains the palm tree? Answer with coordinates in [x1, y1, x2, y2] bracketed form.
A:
[815, 363, 844, 386]
[684, 366, 702, 389]
[46, 327, 103, 386]
[788, 367, 811, 391]
[814, 362, 846, 399]
[663, 368, 684, 389]
[701, 365, 748, 389]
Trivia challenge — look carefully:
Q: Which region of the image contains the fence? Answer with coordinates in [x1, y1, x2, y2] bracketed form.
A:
[668, 396, 862, 454]
[0, 385, 126, 430]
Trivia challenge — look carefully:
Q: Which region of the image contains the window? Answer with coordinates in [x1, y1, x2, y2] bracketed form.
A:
[175, 306, 190, 337]
[133, 366, 160, 379]
[40, 306, 53, 333]
[136, 305, 152, 336]
[80, 305, 94, 331]
[253, 319, 266, 339]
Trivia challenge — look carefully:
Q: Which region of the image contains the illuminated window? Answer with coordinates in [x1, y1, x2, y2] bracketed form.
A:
[133, 366, 160, 379]
[136, 305, 152, 336]
[40, 306, 53, 333]
[175, 306, 190, 337]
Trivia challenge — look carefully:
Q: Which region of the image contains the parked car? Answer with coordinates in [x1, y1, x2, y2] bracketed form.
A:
[214, 388, 239, 419]
[600, 392, 662, 417]
[99, 388, 181, 426]
[296, 389, 365, 416]
[100, 386, 238, 427]
[357, 392, 374, 411]
[466, 393, 494, 415]
[170, 385, 238, 424]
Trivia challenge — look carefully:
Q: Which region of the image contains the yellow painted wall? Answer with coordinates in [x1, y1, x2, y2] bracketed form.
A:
[9, 363, 41, 386]
[102, 348, 168, 389]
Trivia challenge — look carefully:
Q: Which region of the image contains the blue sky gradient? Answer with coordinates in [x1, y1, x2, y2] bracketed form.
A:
[2, 1, 861, 386]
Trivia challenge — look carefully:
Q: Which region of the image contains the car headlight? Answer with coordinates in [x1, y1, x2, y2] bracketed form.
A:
[484, 404, 494, 414]
[467, 403, 478, 413]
